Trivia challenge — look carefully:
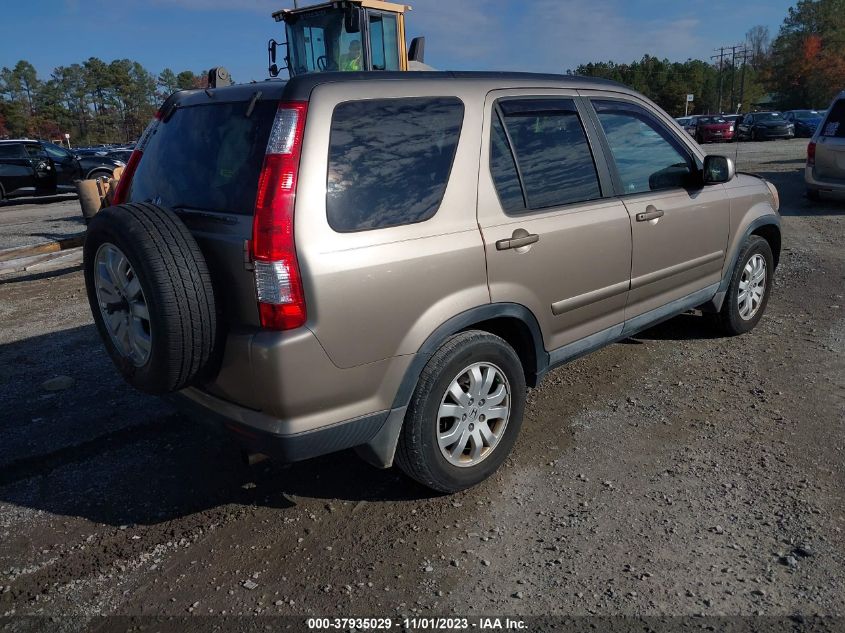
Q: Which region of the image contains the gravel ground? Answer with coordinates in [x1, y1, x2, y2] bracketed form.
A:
[0, 194, 84, 251]
[0, 139, 843, 628]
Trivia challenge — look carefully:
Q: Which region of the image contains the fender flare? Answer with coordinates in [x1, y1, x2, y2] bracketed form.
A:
[389, 302, 548, 411]
[704, 214, 782, 312]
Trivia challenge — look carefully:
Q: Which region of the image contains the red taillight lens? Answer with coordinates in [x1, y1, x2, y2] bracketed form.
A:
[252, 101, 308, 331]
[807, 141, 816, 166]
[111, 110, 162, 205]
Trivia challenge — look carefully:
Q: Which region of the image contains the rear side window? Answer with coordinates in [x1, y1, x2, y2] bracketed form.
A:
[129, 100, 276, 214]
[327, 97, 464, 232]
[821, 99, 845, 138]
[490, 98, 602, 214]
[0, 144, 25, 158]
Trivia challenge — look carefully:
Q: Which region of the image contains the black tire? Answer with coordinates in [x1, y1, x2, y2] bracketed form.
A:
[751, 129, 757, 142]
[395, 331, 526, 493]
[716, 235, 774, 336]
[807, 188, 821, 201]
[83, 202, 218, 394]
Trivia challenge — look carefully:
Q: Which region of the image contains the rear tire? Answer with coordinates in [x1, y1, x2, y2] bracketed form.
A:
[83, 203, 218, 394]
[716, 236, 773, 336]
[807, 188, 821, 201]
[395, 331, 526, 493]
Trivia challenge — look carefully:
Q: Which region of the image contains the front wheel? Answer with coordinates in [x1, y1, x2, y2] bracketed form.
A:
[716, 236, 774, 336]
[395, 331, 526, 493]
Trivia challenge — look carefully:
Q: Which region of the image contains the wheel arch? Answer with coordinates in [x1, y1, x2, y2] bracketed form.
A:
[85, 167, 114, 180]
[390, 303, 548, 411]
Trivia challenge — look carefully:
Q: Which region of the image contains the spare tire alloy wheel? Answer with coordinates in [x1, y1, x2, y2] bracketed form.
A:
[94, 243, 152, 367]
[438, 362, 510, 467]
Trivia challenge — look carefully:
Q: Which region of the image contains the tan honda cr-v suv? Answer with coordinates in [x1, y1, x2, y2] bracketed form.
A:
[83, 71, 781, 492]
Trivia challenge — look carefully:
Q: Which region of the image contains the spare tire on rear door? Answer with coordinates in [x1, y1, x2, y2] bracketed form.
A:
[83, 202, 218, 395]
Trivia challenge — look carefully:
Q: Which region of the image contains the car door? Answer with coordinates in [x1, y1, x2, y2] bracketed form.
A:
[42, 142, 83, 187]
[814, 98, 845, 181]
[739, 114, 753, 140]
[583, 96, 729, 327]
[1, 143, 41, 196]
[477, 91, 633, 353]
[22, 144, 58, 195]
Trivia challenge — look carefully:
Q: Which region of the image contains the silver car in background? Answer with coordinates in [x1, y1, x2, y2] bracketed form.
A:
[806, 91, 845, 200]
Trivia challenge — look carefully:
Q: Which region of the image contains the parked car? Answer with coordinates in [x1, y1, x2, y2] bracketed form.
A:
[736, 112, 795, 141]
[82, 72, 782, 493]
[783, 110, 824, 138]
[106, 149, 134, 163]
[806, 91, 845, 200]
[0, 138, 126, 202]
[694, 115, 735, 143]
[723, 114, 742, 126]
[676, 116, 697, 136]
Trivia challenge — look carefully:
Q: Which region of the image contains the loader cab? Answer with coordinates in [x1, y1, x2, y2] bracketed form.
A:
[270, 0, 422, 77]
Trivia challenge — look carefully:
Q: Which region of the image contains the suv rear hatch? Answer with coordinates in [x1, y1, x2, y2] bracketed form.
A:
[125, 83, 289, 328]
[815, 97, 845, 182]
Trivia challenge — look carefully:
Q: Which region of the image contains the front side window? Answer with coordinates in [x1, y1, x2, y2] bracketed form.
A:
[25, 144, 47, 159]
[490, 98, 602, 213]
[43, 142, 71, 160]
[327, 97, 464, 232]
[592, 100, 694, 194]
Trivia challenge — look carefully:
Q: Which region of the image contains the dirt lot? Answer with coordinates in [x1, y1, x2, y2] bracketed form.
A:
[0, 139, 843, 628]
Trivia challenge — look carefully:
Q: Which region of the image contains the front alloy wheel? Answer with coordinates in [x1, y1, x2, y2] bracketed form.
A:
[738, 254, 766, 321]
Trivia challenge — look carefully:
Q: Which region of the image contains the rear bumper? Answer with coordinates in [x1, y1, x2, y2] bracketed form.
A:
[169, 388, 390, 463]
[805, 167, 845, 198]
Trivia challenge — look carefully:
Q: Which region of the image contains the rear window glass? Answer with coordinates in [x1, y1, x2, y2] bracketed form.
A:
[129, 100, 276, 214]
[821, 99, 844, 138]
[493, 98, 601, 212]
[327, 97, 464, 232]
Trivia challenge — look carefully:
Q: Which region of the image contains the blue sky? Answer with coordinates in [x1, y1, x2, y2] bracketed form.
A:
[1, 0, 795, 84]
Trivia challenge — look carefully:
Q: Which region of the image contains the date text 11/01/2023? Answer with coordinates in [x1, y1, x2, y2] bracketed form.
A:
[306, 617, 528, 630]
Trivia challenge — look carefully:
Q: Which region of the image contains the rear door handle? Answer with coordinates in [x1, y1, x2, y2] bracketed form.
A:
[496, 232, 539, 250]
[636, 208, 665, 222]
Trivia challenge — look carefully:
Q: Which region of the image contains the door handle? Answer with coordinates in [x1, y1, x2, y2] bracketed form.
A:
[636, 208, 665, 222]
[496, 232, 539, 251]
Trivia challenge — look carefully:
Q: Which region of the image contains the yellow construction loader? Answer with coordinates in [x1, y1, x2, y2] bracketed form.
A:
[268, 0, 428, 77]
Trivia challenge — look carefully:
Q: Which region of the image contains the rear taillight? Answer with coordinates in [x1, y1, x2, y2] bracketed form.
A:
[807, 141, 816, 166]
[252, 101, 308, 331]
[111, 110, 162, 205]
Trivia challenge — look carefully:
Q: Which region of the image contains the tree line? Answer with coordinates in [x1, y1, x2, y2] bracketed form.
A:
[0, 59, 209, 146]
[573, 0, 845, 117]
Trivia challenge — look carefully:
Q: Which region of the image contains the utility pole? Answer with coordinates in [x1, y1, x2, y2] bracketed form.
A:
[738, 47, 749, 114]
[713, 44, 748, 114]
[711, 47, 725, 114]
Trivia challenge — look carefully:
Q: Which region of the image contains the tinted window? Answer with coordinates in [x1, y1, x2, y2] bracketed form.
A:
[129, 100, 276, 214]
[494, 99, 601, 212]
[0, 144, 25, 159]
[25, 145, 47, 159]
[593, 100, 693, 194]
[821, 99, 845, 138]
[43, 142, 71, 160]
[490, 114, 526, 213]
[327, 97, 464, 232]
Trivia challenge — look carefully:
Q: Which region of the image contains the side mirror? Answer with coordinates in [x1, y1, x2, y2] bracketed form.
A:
[268, 39, 279, 77]
[344, 7, 361, 33]
[408, 37, 426, 63]
[703, 155, 735, 185]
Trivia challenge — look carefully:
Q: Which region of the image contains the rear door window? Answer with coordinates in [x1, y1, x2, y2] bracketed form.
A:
[327, 97, 464, 232]
[490, 98, 602, 213]
[0, 144, 25, 158]
[129, 100, 276, 214]
[821, 99, 845, 138]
